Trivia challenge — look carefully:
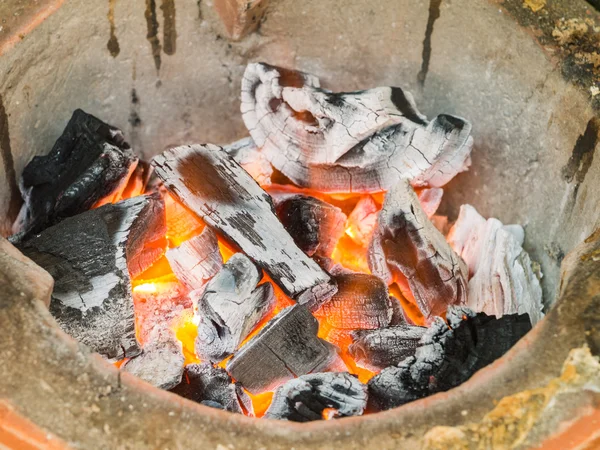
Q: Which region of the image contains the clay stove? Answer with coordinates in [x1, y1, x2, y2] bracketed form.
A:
[1, 0, 600, 449]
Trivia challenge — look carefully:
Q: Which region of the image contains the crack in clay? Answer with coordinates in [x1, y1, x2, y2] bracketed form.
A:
[417, 0, 442, 88]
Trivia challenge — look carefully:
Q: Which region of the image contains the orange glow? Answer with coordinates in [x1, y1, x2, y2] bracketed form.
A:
[132, 283, 157, 294]
[172, 311, 201, 365]
[132, 255, 177, 286]
[331, 234, 371, 274]
[246, 390, 274, 418]
[217, 239, 236, 263]
[164, 192, 205, 247]
[322, 408, 339, 420]
[389, 284, 425, 326]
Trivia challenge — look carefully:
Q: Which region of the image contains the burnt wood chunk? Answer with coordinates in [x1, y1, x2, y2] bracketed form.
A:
[121, 328, 184, 390]
[367, 307, 532, 411]
[13, 109, 138, 237]
[264, 372, 367, 422]
[345, 195, 380, 247]
[170, 363, 253, 415]
[416, 187, 443, 218]
[226, 304, 341, 394]
[223, 137, 272, 185]
[17, 195, 165, 361]
[152, 144, 335, 309]
[314, 273, 392, 330]
[348, 325, 426, 371]
[275, 195, 346, 258]
[240, 63, 472, 193]
[195, 253, 276, 363]
[447, 204, 544, 325]
[166, 227, 223, 290]
[368, 179, 468, 319]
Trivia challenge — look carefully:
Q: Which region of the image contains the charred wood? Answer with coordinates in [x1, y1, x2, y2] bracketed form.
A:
[17, 195, 165, 360]
[13, 109, 138, 237]
[348, 325, 426, 372]
[223, 137, 273, 185]
[275, 195, 346, 258]
[367, 307, 532, 410]
[166, 227, 223, 290]
[313, 273, 392, 330]
[226, 304, 341, 394]
[121, 328, 184, 390]
[152, 144, 335, 309]
[194, 253, 276, 363]
[447, 204, 544, 325]
[170, 363, 253, 415]
[240, 63, 472, 193]
[264, 372, 367, 422]
[368, 179, 468, 319]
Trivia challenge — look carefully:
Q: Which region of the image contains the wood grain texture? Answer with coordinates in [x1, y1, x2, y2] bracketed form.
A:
[152, 143, 335, 309]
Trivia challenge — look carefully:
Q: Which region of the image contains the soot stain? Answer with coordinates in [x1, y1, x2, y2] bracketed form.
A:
[145, 0, 162, 71]
[107, 0, 120, 57]
[562, 117, 600, 192]
[417, 0, 442, 88]
[0, 95, 23, 230]
[161, 0, 177, 55]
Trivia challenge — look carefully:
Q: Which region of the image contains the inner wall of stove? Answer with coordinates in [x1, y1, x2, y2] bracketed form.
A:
[0, 0, 599, 307]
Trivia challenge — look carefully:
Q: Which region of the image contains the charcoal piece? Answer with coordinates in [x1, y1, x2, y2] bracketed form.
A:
[13, 109, 138, 237]
[275, 195, 346, 257]
[194, 253, 276, 362]
[345, 195, 380, 247]
[416, 187, 443, 218]
[170, 363, 253, 415]
[240, 63, 473, 193]
[348, 325, 426, 371]
[166, 227, 223, 290]
[389, 296, 408, 326]
[367, 307, 532, 411]
[264, 372, 367, 422]
[313, 273, 392, 330]
[447, 204, 544, 325]
[223, 137, 273, 185]
[121, 329, 184, 390]
[152, 144, 336, 309]
[226, 304, 340, 394]
[17, 195, 165, 361]
[163, 191, 206, 247]
[368, 179, 468, 319]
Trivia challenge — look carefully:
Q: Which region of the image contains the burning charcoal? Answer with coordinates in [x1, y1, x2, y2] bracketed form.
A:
[368, 179, 468, 319]
[240, 63, 472, 193]
[447, 205, 544, 325]
[166, 227, 223, 290]
[226, 304, 341, 394]
[348, 325, 426, 372]
[416, 187, 443, 218]
[195, 253, 276, 362]
[119, 160, 154, 200]
[17, 195, 165, 360]
[313, 273, 392, 330]
[367, 307, 532, 411]
[152, 144, 335, 309]
[121, 328, 184, 390]
[170, 363, 253, 415]
[264, 372, 367, 422]
[389, 295, 409, 326]
[345, 195, 379, 247]
[163, 191, 206, 247]
[275, 195, 346, 258]
[223, 137, 273, 185]
[13, 109, 138, 237]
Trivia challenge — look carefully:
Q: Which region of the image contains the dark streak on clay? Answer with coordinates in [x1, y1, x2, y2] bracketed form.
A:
[161, 0, 177, 55]
[129, 89, 142, 128]
[562, 118, 599, 197]
[145, 0, 162, 71]
[107, 0, 120, 57]
[0, 95, 23, 235]
[197, 0, 203, 20]
[417, 0, 442, 88]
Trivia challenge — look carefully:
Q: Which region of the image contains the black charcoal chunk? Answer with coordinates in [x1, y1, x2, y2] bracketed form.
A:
[368, 307, 532, 411]
[265, 372, 367, 422]
[348, 325, 426, 371]
[14, 109, 138, 237]
[170, 363, 252, 415]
